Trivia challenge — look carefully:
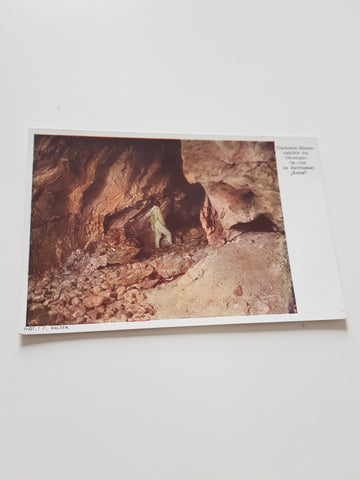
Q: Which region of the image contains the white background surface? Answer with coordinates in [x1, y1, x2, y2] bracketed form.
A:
[1, 1, 359, 479]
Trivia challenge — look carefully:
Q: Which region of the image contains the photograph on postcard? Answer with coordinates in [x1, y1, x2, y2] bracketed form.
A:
[26, 134, 296, 327]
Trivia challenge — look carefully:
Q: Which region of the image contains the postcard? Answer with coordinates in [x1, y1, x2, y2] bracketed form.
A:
[20, 131, 345, 334]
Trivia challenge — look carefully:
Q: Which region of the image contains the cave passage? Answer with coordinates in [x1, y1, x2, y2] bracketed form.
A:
[230, 214, 278, 233]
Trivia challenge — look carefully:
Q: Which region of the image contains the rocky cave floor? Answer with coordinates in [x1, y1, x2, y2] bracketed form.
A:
[27, 228, 209, 326]
[27, 230, 294, 326]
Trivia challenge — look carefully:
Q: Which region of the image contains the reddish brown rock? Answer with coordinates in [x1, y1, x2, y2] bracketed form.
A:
[123, 288, 145, 304]
[70, 305, 86, 321]
[131, 313, 151, 322]
[83, 295, 105, 309]
[107, 248, 140, 265]
[33, 294, 45, 303]
[151, 253, 192, 280]
[121, 263, 154, 286]
[101, 281, 111, 290]
[85, 255, 108, 274]
[116, 285, 126, 299]
[182, 140, 283, 244]
[140, 277, 159, 290]
[233, 285, 243, 297]
[109, 312, 128, 322]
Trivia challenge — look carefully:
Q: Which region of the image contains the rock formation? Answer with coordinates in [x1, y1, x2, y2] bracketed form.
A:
[182, 140, 283, 245]
[26, 135, 296, 326]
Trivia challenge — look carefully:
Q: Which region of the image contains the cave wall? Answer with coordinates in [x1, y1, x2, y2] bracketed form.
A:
[29, 136, 285, 276]
[181, 140, 284, 245]
[29, 135, 201, 275]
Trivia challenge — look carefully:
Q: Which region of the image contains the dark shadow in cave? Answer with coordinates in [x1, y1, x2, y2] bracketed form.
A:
[165, 182, 206, 236]
[133, 181, 207, 261]
[230, 214, 280, 233]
